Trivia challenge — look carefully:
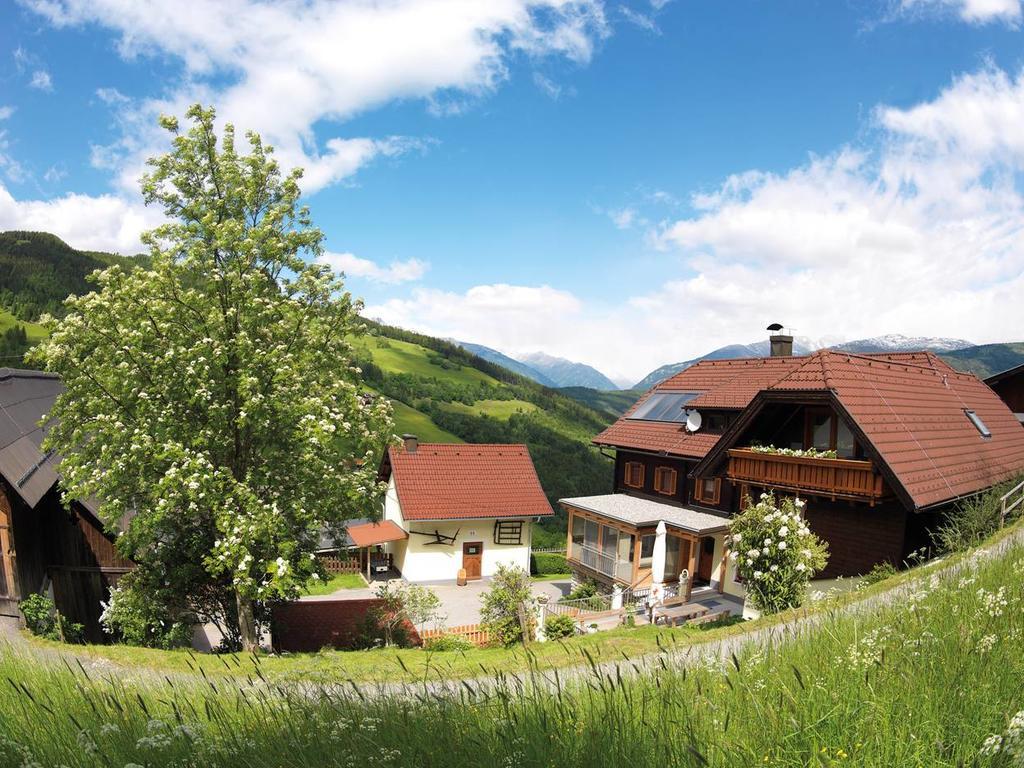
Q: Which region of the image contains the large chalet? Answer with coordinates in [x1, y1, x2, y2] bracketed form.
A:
[561, 331, 1024, 604]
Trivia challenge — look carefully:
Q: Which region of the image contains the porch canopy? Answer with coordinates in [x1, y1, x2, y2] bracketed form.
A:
[346, 520, 407, 548]
[560, 494, 729, 536]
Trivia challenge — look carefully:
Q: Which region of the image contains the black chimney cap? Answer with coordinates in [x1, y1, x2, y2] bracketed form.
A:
[766, 323, 784, 332]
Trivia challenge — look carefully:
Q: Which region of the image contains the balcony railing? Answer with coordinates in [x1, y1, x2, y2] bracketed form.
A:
[568, 543, 634, 582]
[727, 448, 885, 503]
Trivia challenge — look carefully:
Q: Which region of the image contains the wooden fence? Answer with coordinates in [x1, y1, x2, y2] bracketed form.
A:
[316, 554, 362, 574]
[420, 623, 491, 647]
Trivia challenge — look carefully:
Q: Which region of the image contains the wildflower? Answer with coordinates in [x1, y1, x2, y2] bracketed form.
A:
[979, 734, 1003, 756]
[978, 634, 998, 654]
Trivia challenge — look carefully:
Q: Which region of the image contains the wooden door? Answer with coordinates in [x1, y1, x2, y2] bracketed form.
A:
[462, 542, 483, 580]
[696, 536, 715, 583]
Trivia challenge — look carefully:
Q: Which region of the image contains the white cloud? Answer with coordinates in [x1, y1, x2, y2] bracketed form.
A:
[0, 182, 159, 252]
[609, 206, 638, 229]
[619, 6, 659, 32]
[896, 0, 1021, 24]
[319, 252, 429, 285]
[0, 106, 14, 121]
[368, 65, 1024, 384]
[533, 72, 563, 100]
[23, 0, 609, 195]
[29, 70, 53, 91]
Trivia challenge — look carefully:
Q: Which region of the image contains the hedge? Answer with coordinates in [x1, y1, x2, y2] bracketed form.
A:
[530, 552, 568, 575]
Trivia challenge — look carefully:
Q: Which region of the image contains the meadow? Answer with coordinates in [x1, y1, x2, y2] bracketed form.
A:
[4, 530, 1023, 767]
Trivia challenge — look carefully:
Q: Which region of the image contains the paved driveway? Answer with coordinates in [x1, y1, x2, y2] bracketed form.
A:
[301, 576, 573, 629]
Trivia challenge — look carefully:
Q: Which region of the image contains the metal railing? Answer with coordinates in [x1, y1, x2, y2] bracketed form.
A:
[1000, 479, 1024, 527]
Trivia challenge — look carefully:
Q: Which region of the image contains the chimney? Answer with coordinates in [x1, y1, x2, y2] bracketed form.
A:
[767, 323, 793, 357]
[402, 434, 419, 453]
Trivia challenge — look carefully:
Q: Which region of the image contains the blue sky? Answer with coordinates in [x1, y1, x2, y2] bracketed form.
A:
[2, 0, 1024, 384]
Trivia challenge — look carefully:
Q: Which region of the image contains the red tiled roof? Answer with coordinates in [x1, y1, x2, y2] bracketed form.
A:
[597, 350, 1024, 508]
[789, 351, 1024, 508]
[386, 443, 554, 521]
[594, 356, 806, 458]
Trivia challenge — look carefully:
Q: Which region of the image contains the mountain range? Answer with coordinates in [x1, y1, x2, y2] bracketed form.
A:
[455, 342, 621, 390]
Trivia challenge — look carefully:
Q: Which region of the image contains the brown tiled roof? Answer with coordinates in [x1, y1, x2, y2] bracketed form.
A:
[597, 350, 1024, 508]
[386, 443, 554, 521]
[346, 520, 407, 547]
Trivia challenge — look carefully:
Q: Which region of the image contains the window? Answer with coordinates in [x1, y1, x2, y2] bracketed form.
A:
[627, 392, 700, 422]
[806, 408, 833, 451]
[624, 461, 645, 489]
[571, 514, 585, 550]
[965, 409, 992, 438]
[493, 520, 523, 545]
[653, 466, 677, 496]
[835, 418, 856, 458]
[705, 412, 731, 431]
[639, 534, 655, 568]
[695, 476, 721, 505]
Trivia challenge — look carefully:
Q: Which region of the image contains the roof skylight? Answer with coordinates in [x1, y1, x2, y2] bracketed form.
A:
[627, 392, 700, 422]
[965, 409, 992, 438]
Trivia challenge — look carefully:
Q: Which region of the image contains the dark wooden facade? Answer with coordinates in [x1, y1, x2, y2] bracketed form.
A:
[0, 479, 132, 642]
[987, 364, 1024, 418]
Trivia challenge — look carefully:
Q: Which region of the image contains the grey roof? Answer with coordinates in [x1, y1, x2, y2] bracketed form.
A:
[559, 494, 730, 535]
[0, 368, 62, 508]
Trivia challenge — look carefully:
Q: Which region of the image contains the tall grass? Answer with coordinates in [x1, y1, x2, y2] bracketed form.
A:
[2, 540, 1023, 766]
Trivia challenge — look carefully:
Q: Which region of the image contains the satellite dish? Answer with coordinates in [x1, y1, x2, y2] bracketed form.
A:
[685, 410, 702, 433]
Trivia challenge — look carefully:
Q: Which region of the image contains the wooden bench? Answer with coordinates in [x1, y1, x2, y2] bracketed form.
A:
[686, 609, 731, 626]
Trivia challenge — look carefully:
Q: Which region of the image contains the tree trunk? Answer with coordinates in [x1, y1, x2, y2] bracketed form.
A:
[236, 591, 258, 652]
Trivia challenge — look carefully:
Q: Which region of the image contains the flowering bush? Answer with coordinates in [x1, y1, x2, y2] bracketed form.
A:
[729, 493, 828, 614]
[746, 444, 838, 459]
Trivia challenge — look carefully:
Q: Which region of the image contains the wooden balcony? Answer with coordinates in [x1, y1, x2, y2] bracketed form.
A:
[726, 448, 885, 504]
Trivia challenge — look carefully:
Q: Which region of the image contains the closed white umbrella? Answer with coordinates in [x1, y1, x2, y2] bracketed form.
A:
[651, 520, 667, 602]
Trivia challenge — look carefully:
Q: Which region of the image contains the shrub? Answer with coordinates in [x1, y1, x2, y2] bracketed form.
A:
[564, 581, 597, 601]
[544, 614, 577, 640]
[424, 634, 474, 652]
[19, 594, 84, 644]
[480, 564, 534, 646]
[100, 574, 194, 649]
[935, 477, 1022, 554]
[729, 492, 829, 614]
[862, 561, 898, 585]
[530, 552, 568, 575]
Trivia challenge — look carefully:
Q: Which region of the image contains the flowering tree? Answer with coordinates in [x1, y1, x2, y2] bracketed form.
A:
[728, 493, 829, 614]
[32, 105, 394, 651]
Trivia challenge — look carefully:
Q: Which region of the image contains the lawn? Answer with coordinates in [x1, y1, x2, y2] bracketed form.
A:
[302, 572, 366, 596]
[6, 529, 1024, 766]
[530, 572, 571, 582]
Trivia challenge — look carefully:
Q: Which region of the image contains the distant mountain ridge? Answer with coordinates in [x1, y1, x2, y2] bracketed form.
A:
[455, 342, 558, 387]
[632, 334, 1005, 390]
[518, 351, 620, 391]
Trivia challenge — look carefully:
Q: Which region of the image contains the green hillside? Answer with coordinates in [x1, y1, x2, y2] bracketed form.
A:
[942, 341, 1024, 378]
[354, 322, 614, 544]
[0, 230, 146, 321]
[557, 386, 642, 419]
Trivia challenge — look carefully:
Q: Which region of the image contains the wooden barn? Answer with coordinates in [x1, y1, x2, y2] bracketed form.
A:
[0, 368, 132, 641]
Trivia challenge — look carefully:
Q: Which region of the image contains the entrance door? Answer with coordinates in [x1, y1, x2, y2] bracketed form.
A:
[462, 542, 483, 580]
[696, 536, 715, 584]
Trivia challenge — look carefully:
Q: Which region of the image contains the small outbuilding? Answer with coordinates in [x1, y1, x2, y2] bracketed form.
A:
[377, 436, 553, 583]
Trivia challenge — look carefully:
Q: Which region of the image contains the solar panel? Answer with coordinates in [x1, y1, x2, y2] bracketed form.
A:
[627, 392, 700, 422]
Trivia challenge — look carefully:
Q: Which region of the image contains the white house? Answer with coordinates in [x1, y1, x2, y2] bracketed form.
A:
[378, 436, 553, 583]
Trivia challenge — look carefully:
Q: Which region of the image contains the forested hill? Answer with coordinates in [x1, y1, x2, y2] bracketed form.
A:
[0, 231, 146, 321]
[354, 320, 613, 543]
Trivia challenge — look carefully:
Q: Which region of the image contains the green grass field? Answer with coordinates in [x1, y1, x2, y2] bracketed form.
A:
[0, 308, 46, 341]
[437, 398, 539, 420]
[389, 399, 462, 442]
[302, 572, 366, 596]
[357, 336, 497, 386]
[6, 528, 1023, 766]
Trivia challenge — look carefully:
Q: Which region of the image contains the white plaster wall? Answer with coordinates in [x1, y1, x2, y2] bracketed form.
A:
[707, 533, 746, 599]
[381, 477, 532, 582]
